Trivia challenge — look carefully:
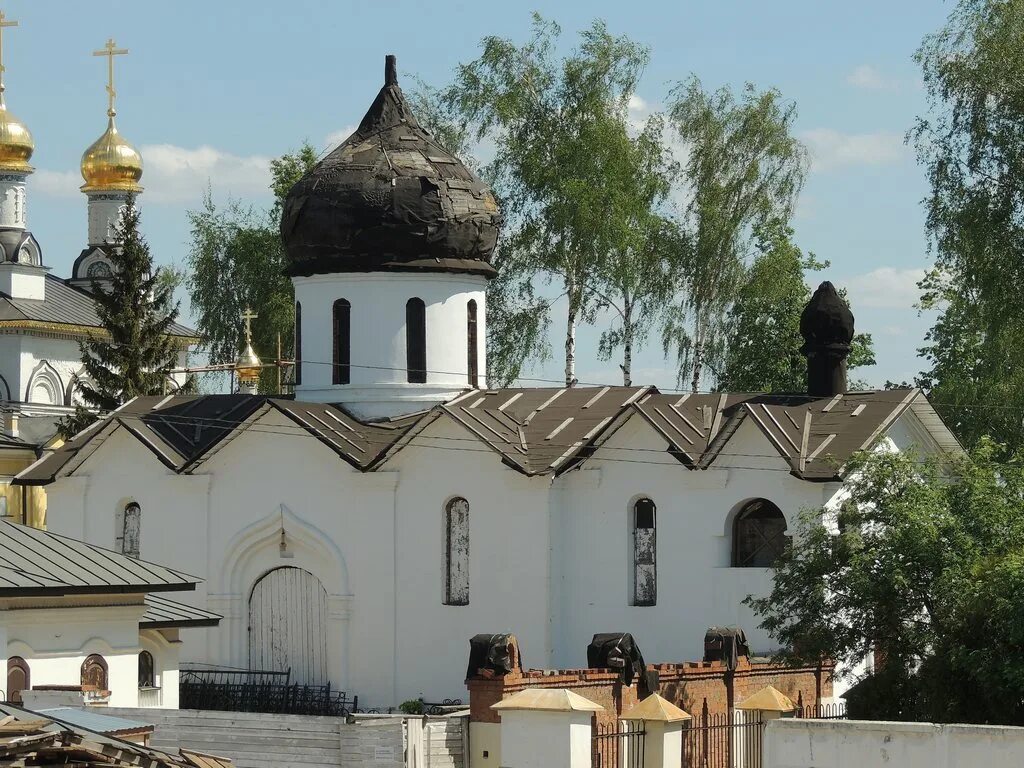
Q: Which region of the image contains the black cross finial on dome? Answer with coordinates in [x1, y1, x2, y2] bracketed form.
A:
[385, 55, 398, 87]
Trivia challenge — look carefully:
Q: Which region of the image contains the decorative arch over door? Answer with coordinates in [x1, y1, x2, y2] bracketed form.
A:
[248, 566, 329, 685]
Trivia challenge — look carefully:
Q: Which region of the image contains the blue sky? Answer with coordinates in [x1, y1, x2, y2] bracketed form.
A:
[5, 0, 953, 390]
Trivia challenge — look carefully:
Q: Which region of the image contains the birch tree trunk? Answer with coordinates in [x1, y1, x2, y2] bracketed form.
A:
[622, 297, 634, 387]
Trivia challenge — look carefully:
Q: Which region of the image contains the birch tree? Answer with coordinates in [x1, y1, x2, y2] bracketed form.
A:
[438, 15, 653, 385]
[664, 79, 807, 391]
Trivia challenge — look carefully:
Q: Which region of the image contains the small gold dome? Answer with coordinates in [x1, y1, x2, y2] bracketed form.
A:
[0, 93, 34, 173]
[235, 342, 262, 384]
[80, 115, 142, 192]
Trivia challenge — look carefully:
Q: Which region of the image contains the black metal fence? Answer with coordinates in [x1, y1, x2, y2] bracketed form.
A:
[593, 720, 646, 768]
[682, 700, 765, 768]
[179, 666, 357, 716]
[795, 701, 847, 720]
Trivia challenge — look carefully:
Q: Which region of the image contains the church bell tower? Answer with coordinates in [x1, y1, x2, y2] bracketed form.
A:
[279, 55, 503, 418]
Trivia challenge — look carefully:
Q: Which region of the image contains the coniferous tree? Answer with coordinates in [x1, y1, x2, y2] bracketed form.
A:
[57, 197, 183, 439]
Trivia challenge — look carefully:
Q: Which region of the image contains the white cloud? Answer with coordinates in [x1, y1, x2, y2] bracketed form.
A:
[628, 94, 647, 115]
[840, 267, 925, 309]
[324, 125, 357, 152]
[800, 128, 905, 172]
[846, 64, 899, 91]
[33, 145, 274, 205]
[33, 169, 81, 198]
[140, 144, 271, 203]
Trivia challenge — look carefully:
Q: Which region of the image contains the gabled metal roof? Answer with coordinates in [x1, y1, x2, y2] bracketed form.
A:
[0, 274, 196, 338]
[141, 594, 222, 629]
[0, 520, 200, 596]
[15, 387, 950, 486]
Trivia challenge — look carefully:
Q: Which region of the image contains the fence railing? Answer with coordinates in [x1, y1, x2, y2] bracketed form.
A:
[179, 666, 357, 716]
[137, 686, 162, 708]
[794, 701, 847, 720]
[593, 720, 645, 768]
[682, 701, 765, 768]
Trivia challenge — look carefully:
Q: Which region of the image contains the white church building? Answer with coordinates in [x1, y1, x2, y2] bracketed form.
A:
[23, 56, 960, 709]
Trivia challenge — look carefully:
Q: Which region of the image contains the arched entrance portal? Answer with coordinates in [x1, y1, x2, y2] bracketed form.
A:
[249, 566, 329, 685]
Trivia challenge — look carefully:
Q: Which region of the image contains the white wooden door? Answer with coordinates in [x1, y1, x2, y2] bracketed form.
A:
[248, 567, 329, 685]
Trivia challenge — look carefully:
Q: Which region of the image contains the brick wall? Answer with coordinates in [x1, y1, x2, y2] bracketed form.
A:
[468, 658, 832, 726]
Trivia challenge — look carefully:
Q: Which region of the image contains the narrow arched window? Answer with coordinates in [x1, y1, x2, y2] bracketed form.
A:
[632, 498, 656, 606]
[294, 302, 303, 386]
[7, 656, 29, 704]
[732, 499, 788, 567]
[139, 651, 155, 688]
[333, 299, 351, 385]
[467, 300, 479, 388]
[407, 298, 426, 383]
[117, 502, 141, 559]
[444, 497, 469, 605]
[81, 654, 108, 691]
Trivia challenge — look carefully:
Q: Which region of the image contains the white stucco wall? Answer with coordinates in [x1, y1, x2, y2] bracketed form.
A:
[0, 173, 28, 230]
[3, 601, 146, 707]
[764, 718, 1024, 768]
[42, 403, 943, 710]
[292, 272, 487, 418]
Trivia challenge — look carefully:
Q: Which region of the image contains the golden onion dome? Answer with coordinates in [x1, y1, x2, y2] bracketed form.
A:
[0, 91, 34, 173]
[235, 342, 262, 385]
[80, 114, 142, 192]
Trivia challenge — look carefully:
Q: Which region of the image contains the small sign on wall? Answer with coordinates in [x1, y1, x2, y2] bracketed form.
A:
[374, 745, 396, 763]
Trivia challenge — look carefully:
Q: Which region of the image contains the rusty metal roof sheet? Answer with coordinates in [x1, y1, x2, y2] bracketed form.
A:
[15, 388, 938, 486]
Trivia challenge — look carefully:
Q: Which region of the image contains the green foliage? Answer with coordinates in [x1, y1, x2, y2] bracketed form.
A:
[718, 222, 875, 392]
[664, 78, 808, 392]
[747, 440, 1024, 724]
[912, 0, 1024, 454]
[432, 15, 665, 385]
[57, 199, 183, 439]
[185, 143, 318, 393]
[399, 699, 424, 715]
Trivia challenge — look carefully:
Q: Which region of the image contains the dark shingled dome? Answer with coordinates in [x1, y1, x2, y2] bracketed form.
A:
[280, 55, 502, 278]
[800, 281, 855, 349]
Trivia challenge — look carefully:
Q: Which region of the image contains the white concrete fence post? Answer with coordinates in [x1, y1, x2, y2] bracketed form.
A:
[491, 688, 603, 768]
[621, 693, 691, 768]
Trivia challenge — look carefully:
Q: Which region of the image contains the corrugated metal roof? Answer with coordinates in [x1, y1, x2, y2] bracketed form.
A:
[0, 520, 200, 596]
[0, 274, 195, 337]
[142, 594, 222, 628]
[36, 708, 152, 735]
[15, 387, 940, 485]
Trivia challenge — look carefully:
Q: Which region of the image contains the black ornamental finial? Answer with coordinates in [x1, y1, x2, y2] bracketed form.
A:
[385, 55, 398, 87]
[800, 281, 855, 397]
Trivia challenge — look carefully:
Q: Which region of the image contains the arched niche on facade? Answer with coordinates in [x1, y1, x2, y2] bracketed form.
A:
[25, 360, 64, 405]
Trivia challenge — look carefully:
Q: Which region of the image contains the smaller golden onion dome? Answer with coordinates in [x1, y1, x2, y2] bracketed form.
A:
[80, 114, 142, 192]
[235, 342, 262, 385]
[0, 90, 34, 173]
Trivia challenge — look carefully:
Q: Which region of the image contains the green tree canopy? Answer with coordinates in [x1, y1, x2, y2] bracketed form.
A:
[912, 0, 1024, 453]
[747, 440, 1024, 724]
[58, 199, 184, 438]
[185, 143, 317, 393]
[663, 78, 808, 392]
[432, 15, 671, 385]
[718, 222, 875, 392]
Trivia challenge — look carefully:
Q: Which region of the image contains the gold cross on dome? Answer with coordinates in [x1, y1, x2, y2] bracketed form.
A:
[93, 38, 129, 117]
[241, 307, 258, 343]
[0, 12, 19, 92]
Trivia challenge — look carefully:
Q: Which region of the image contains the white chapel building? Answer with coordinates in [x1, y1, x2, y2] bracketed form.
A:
[0, 33, 193, 507]
[24, 56, 961, 709]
